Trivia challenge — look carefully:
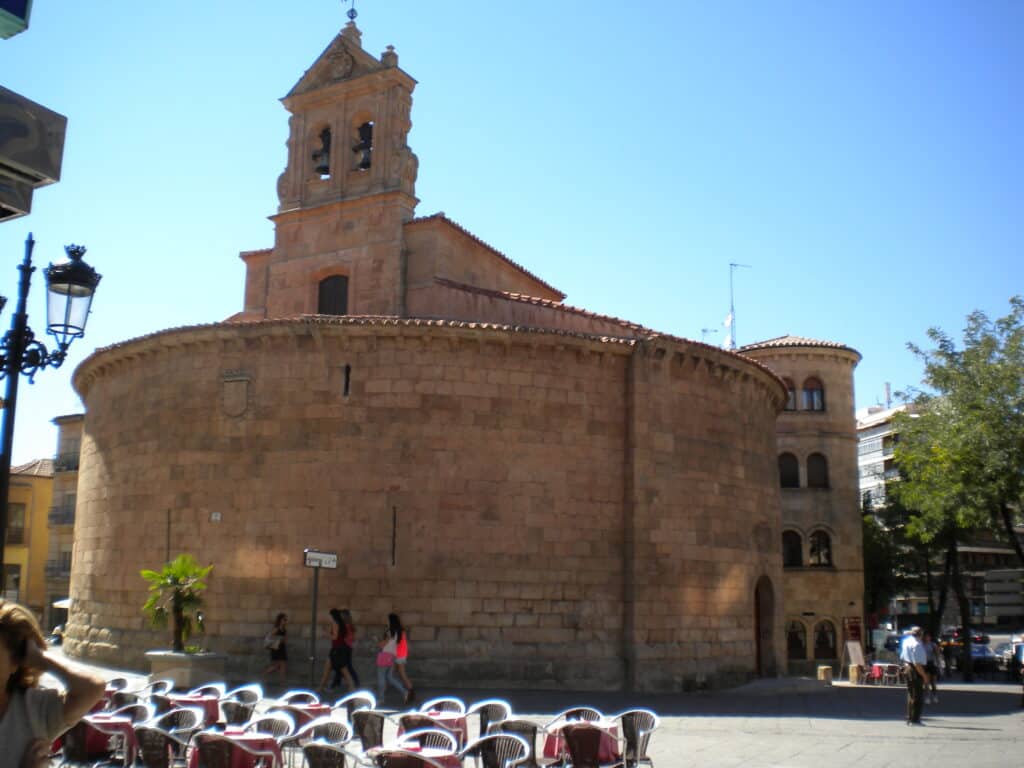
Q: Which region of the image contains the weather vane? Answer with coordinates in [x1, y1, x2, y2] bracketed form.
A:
[346, 0, 358, 22]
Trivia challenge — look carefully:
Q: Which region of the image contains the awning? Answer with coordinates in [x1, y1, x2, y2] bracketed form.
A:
[52, 598, 71, 609]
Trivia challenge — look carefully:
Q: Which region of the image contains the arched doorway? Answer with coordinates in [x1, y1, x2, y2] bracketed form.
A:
[754, 575, 777, 676]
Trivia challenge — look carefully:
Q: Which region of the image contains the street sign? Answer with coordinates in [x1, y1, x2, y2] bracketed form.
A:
[303, 549, 337, 569]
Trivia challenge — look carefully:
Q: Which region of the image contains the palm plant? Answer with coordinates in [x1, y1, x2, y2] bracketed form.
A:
[141, 554, 213, 652]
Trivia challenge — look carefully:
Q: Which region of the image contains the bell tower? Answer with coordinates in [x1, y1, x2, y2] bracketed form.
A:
[246, 20, 419, 319]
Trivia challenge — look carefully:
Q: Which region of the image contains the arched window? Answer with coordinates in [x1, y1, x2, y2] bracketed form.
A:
[786, 620, 807, 660]
[778, 453, 799, 488]
[809, 530, 833, 567]
[318, 275, 349, 316]
[813, 620, 837, 659]
[311, 126, 331, 178]
[802, 377, 825, 411]
[782, 378, 796, 411]
[807, 453, 829, 489]
[353, 121, 374, 170]
[782, 531, 803, 567]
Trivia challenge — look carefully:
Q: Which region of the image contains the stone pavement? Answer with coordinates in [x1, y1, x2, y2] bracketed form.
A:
[51, 651, 1023, 768]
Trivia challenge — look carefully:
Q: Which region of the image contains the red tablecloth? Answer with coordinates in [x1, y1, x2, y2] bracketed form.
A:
[188, 731, 283, 768]
[168, 693, 221, 725]
[543, 724, 620, 763]
[83, 713, 138, 764]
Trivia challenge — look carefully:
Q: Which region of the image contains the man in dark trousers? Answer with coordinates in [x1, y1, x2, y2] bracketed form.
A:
[900, 626, 928, 725]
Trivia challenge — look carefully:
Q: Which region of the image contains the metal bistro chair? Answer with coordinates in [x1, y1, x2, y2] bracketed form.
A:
[467, 699, 512, 740]
[59, 719, 114, 767]
[150, 707, 205, 757]
[882, 664, 902, 686]
[133, 724, 192, 768]
[280, 689, 321, 705]
[195, 732, 280, 768]
[333, 690, 377, 720]
[558, 722, 625, 768]
[222, 699, 258, 725]
[489, 719, 543, 768]
[225, 683, 265, 704]
[368, 749, 449, 768]
[611, 709, 658, 768]
[397, 714, 460, 748]
[280, 716, 352, 768]
[302, 742, 367, 768]
[351, 709, 391, 752]
[394, 728, 458, 753]
[418, 696, 466, 714]
[459, 733, 531, 768]
[245, 712, 297, 739]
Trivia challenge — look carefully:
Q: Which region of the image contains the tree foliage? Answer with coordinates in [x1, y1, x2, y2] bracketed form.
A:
[141, 553, 213, 653]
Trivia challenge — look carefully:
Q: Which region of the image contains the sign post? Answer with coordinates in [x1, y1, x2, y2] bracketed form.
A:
[303, 549, 338, 687]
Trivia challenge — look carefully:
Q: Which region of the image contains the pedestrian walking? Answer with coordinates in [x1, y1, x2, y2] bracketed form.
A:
[394, 616, 415, 704]
[263, 613, 288, 686]
[900, 626, 927, 725]
[376, 613, 409, 704]
[0, 599, 106, 768]
[319, 608, 360, 693]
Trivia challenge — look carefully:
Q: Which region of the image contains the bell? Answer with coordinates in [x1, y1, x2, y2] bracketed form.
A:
[312, 149, 330, 176]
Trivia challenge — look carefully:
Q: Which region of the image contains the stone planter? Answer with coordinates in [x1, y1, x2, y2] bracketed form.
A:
[145, 650, 227, 689]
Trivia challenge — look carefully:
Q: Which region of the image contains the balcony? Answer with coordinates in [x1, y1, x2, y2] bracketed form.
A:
[5, 527, 24, 545]
[48, 505, 75, 526]
[54, 452, 80, 472]
[45, 561, 71, 578]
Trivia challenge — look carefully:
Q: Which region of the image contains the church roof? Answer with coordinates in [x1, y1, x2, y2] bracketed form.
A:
[407, 213, 565, 300]
[741, 334, 861, 358]
[12, 458, 54, 477]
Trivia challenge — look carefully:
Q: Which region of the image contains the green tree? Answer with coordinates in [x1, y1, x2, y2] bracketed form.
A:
[141, 554, 213, 653]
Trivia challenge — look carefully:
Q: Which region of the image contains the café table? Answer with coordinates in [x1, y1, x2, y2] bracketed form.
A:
[188, 729, 284, 768]
[280, 701, 332, 726]
[168, 693, 222, 726]
[543, 721, 621, 764]
[83, 713, 139, 765]
[372, 746, 460, 768]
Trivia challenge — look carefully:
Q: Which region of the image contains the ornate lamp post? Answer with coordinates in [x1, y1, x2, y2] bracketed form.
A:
[0, 233, 101, 593]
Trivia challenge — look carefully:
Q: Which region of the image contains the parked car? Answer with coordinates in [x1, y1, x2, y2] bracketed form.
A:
[994, 642, 1014, 670]
[970, 643, 999, 675]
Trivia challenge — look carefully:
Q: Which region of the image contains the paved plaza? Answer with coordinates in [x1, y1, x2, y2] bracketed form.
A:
[52, 651, 1023, 768]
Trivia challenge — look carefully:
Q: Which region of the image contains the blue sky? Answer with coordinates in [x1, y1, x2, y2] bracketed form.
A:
[1, 1, 1021, 463]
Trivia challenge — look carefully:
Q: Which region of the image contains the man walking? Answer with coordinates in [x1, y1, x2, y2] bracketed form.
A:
[900, 626, 928, 725]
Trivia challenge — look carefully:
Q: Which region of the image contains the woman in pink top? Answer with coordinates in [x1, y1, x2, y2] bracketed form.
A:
[393, 614, 415, 704]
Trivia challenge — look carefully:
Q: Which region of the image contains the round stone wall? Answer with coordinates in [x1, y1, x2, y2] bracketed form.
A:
[65, 318, 785, 691]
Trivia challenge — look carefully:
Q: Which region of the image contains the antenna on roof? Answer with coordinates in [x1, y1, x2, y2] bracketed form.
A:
[700, 327, 719, 343]
[724, 262, 752, 350]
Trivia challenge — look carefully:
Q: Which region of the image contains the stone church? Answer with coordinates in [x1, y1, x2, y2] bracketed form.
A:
[64, 22, 863, 690]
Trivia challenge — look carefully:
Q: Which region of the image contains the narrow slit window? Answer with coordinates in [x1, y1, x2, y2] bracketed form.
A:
[353, 121, 373, 170]
[343, 364, 351, 397]
[312, 127, 331, 179]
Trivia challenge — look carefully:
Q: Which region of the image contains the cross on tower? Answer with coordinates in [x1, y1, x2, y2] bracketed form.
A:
[346, 0, 358, 22]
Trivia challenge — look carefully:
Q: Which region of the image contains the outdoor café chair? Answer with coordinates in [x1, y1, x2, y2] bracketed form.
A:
[246, 712, 297, 739]
[150, 693, 175, 715]
[280, 689, 321, 705]
[459, 732, 531, 768]
[418, 696, 466, 714]
[544, 707, 602, 730]
[557, 722, 625, 768]
[59, 718, 115, 767]
[106, 677, 130, 691]
[351, 709, 392, 751]
[141, 679, 176, 697]
[188, 682, 228, 698]
[226, 683, 265, 704]
[397, 714, 460, 747]
[195, 732, 281, 768]
[488, 719, 545, 768]
[367, 748, 449, 768]
[302, 742, 368, 768]
[133, 724, 192, 768]
[223, 699, 258, 725]
[610, 709, 658, 768]
[109, 690, 143, 710]
[394, 727, 458, 752]
[281, 716, 353, 767]
[112, 702, 154, 723]
[333, 690, 377, 719]
[466, 699, 512, 739]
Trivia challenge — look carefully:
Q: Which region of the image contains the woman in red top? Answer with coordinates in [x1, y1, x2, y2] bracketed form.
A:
[319, 608, 360, 692]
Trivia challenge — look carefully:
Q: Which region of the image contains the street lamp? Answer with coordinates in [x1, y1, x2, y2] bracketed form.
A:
[0, 233, 101, 593]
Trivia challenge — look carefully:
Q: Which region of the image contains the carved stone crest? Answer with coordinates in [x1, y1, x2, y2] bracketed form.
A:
[222, 373, 251, 417]
[328, 49, 355, 81]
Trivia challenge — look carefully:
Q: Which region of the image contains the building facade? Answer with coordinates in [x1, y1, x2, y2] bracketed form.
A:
[4, 459, 53, 614]
[61, 22, 860, 690]
[743, 337, 864, 675]
[45, 414, 83, 629]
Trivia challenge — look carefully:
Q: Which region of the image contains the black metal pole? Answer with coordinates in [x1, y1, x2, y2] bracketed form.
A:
[0, 234, 37, 594]
[309, 565, 320, 688]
